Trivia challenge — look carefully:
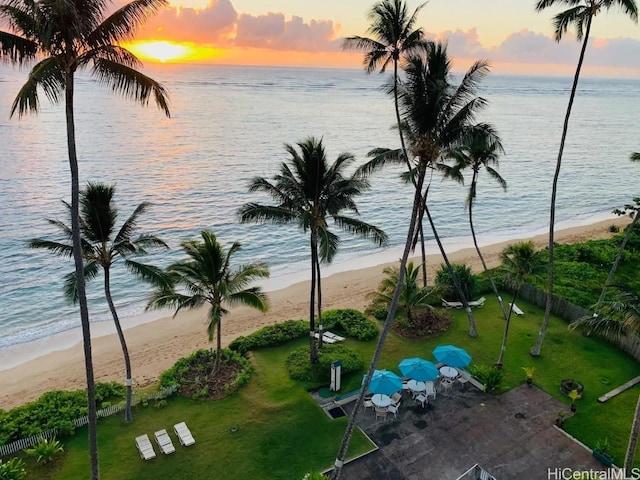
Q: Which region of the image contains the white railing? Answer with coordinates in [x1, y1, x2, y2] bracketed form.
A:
[1, 385, 179, 457]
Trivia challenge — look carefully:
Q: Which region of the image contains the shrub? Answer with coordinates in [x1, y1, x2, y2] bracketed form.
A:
[24, 437, 64, 464]
[469, 364, 504, 392]
[435, 263, 477, 302]
[0, 457, 26, 480]
[95, 382, 125, 406]
[364, 304, 388, 321]
[609, 224, 619, 233]
[321, 309, 378, 340]
[228, 319, 308, 355]
[285, 344, 364, 383]
[394, 308, 452, 339]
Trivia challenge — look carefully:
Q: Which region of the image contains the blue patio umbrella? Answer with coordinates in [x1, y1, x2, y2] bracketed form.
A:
[364, 369, 403, 396]
[433, 344, 472, 368]
[398, 357, 439, 382]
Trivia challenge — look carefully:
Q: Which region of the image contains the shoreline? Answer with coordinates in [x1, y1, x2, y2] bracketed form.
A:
[0, 215, 630, 409]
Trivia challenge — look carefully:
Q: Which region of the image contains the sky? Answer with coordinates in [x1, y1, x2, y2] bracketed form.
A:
[124, 0, 640, 77]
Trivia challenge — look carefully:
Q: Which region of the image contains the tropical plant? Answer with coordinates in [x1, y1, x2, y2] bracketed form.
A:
[368, 261, 438, 323]
[496, 241, 545, 367]
[239, 137, 387, 363]
[569, 287, 640, 469]
[435, 263, 477, 304]
[531, 0, 638, 357]
[0, 457, 26, 480]
[343, 0, 430, 284]
[443, 124, 508, 319]
[522, 366, 536, 385]
[28, 182, 167, 423]
[24, 437, 64, 464]
[146, 230, 269, 373]
[332, 42, 491, 479]
[1, 0, 170, 474]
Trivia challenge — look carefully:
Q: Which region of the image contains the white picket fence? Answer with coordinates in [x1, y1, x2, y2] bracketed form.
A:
[0, 385, 178, 457]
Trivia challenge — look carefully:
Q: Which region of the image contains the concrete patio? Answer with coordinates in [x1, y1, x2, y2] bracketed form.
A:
[333, 384, 605, 479]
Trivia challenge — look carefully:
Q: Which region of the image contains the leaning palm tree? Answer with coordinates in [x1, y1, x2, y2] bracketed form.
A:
[331, 43, 491, 479]
[496, 241, 545, 367]
[343, 0, 430, 284]
[570, 288, 640, 470]
[147, 230, 269, 373]
[239, 137, 387, 363]
[28, 182, 168, 423]
[531, 0, 638, 357]
[1, 0, 170, 475]
[444, 125, 508, 319]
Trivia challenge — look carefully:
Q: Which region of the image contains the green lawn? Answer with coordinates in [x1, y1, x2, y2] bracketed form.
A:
[21, 294, 640, 477]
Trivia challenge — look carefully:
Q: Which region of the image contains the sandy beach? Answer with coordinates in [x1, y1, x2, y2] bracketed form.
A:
[0, 216, 630, 410]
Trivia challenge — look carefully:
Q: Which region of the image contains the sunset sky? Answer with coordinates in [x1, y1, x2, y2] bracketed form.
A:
[125, 0, 640, 77]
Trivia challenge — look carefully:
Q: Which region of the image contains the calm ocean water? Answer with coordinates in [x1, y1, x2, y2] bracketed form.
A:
[0, 63, 639, 357]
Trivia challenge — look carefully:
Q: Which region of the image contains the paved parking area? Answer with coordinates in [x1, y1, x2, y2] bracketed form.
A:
[336, 384, 604, 479]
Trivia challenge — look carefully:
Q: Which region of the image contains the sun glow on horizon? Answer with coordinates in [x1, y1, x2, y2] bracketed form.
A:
[125, 40, 219, 63]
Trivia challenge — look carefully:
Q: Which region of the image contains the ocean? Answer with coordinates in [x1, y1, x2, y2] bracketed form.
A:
[0, 63, 638, 366]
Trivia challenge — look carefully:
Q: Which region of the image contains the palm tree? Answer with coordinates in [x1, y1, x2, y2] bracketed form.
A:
[343, 0, 430, 284]
[239, 137, 387, 363]
[331, 43, 491, 479]
[531, 0, 638, 357]
[1, 0, 170, 475]
[147, 230, 269, 373]
[570, 288, 640, 469]
[444, 125, 509, 319]
[496, 241, 545, 367]
[28, 182, 168, 423]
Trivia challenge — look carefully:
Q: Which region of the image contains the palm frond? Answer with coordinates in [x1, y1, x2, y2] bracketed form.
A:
[63, 261, 100, 303]
[125, 260, 173, 289]
[357, 147, 405, 177]
[27, 237, 73, 257]
[333, 215, 389, 247]
[10, 56, 64, 117]
[113, 201, 150, 244]
[238, 203, 297, 224]
[91, 57, 170, 116]
[88, 0, 168, 46]
[226, 287, 269, 312]
[0, 29, 38, 64]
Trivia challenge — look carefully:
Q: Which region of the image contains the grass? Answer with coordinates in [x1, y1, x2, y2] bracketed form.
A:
[18, 293, 640, 477]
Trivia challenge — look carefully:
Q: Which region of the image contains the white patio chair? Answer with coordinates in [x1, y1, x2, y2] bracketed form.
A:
[425, 381, 436, 401]
[457, 370, 471, 389]
[375, 406, 387, 422]
[391, 392, 402, 404]
[154, 429, 176, 455]
[439, 378, 454, 395]
[173, 422, 196, 447]
[387, 402, 400, 418]
[135, 434, 156, 460]
[415, 393, 428, 408]
[363, 399, 374, 411]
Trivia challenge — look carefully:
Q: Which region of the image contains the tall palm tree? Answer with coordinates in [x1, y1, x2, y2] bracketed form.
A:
[147, 230, 269, 373]
[570, 288, 640, 469]
[1, 0, 170, 476]
[28, 182, 168, 423]
[239, 137, 388, 363]
[496, 241, 545, 367]
[331, 43, 491, 479]
[343, 0, 430, 284]
[531, 0, 638, 357]
[444, 125, 508, 319]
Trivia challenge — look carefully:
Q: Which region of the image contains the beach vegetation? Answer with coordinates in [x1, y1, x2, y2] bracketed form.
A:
[0, 457, 26, 480]
[146, 230, 269, 374]
[394, 307, 453, 339]
[229, 319, 309, 356]
[531, 0, 638, 358]
[286, 344, 365, 383]
[28, 183, 168, 424]
[468, 364, 504, 392]
[496, 241, 545, 368]
[320, 309, 378, 341]
[442, 124, 509, 320]
[239, 137, 388, 363]
[435, 263, 477, 304]
[0, 0, 171, 473]
[24, 437, 64, 464]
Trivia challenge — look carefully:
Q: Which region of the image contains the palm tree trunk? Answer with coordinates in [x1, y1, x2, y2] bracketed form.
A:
[419, 220, 427, 287]
[66, 71, 100, 480]
[531, 17, 592, 356]
[424, 198, 478, 337]
[468, 179, 508, 320]
[103, 268, 133, 423]
[496, 287, 518, 367]
[316, 257, 324, 349]
[331, 167, 427, 480]
[309, 231, 319, 363]
[624, 392, 640, 471]
[598, 214, 640, 306]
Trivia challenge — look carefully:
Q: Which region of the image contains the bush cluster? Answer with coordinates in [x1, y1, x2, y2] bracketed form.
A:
[228, 319, 308, 355]
[0, 457, 26, 480]
[468, 364, 504, 392]
[0, 382, 124, 446]
[321, 309, 378, 340]
[285, 344, 364, 383]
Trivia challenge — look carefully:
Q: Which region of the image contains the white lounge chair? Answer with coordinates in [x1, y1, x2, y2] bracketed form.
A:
[442, 298, 463, 309]
[173, 422, 196, 447]
[468, 296, 486, 308]
[323, 331, 346, 342]
[154, 429, 176, 455]
[135, 434, 156, 460]
[511, 303, 524, 316]
[313, 332, 337, 344]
